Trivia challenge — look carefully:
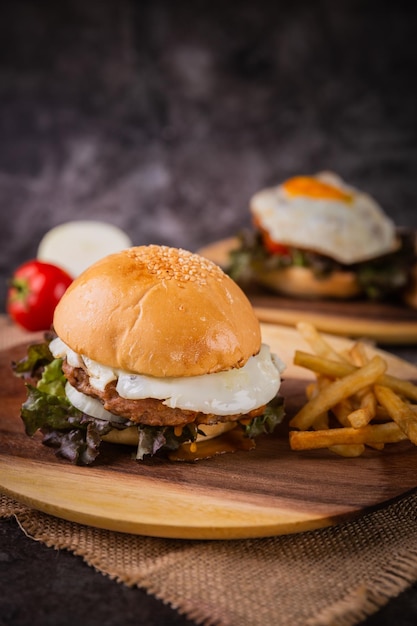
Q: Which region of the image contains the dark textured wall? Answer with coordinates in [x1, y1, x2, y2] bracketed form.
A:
[1, 0, 416, 310]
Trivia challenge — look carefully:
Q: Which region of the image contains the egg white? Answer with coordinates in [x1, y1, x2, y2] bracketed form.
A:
[250, 171, 397, 264]
[50, 337, 284, 417]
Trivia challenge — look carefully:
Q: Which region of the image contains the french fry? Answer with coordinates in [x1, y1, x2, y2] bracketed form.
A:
[368, 373, 417, 403]
[290, 356, 387, 431]
[296, 322, 350, 363]
[294, 350, 358, 378]
[294, 350, 417, 403]
[358, 387, 377, 413]
[374, 385, 417, 445]
[348, 389, 377, 428]
[306, 380, 329, 429]
[291, 323, 417, 458]
[289, 421, 407, 451]
[374, 405, 391, 422]
[305, 382, 317, 400]
[328, 444, 366, 458]
[332, 397, 355, 427]
[314, 414, 330, 429]
[347, 341, 370, 367]
[367, 442, 385, 451]
[348, 408, 372, 429]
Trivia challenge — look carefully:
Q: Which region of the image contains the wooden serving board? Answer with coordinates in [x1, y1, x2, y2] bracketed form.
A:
[198, 238, 417, 344]
[1, 324, 417, 540]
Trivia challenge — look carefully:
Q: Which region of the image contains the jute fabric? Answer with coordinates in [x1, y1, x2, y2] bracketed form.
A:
[1, 492, 417, 625]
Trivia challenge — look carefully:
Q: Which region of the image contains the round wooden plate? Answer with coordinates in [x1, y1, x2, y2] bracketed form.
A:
[1, 324, 417, 540]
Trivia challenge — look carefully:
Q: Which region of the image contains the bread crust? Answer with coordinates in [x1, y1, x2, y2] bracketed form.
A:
[101, 421, 237, 446]
[404, 264, 417, 309]
[53, 245, 261, 377]
[256, 266, 361, 299]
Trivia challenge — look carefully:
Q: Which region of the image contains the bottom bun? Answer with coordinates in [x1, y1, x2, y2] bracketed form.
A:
[101, 421, 247, 461]
[403, 264, 417, 309]
[255, 266, 361, 299]
[101, 421, 237, 446]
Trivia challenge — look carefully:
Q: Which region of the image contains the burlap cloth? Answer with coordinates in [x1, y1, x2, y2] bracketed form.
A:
[1, 317, 417, 626]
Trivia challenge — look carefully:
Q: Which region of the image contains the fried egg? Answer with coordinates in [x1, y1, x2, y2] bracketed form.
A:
[250, 172, 397, 264]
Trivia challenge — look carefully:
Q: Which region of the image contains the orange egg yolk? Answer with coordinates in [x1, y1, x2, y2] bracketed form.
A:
[283, 176, 352, 202]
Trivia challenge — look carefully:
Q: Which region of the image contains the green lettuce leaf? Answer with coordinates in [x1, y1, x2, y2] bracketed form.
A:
[241, 396, 285, 438]
[37, 358, 67, 396]
[21, 383, 81, 436]
[136, 423, 199, 460]
[13, 339, 114, 464]
[12, 340, 54, 381]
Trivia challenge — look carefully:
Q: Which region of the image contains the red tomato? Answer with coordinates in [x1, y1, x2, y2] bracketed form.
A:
[261, 231, 291, 256]
[7, 260, 73, 331]
[252, 216, 290, 256]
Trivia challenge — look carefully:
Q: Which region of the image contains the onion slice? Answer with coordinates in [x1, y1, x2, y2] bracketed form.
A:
[37, 220, 132, 277]
[65, 382, 126, 423]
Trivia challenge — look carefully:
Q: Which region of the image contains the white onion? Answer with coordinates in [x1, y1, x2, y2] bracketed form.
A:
[65, 382, 126, 423]
[37, 220, 132, 277]
[50, 337, 83, 368]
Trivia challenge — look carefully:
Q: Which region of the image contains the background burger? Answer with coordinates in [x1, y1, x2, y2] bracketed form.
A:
[13, 245, 285, 465]
[228, 171, 416, 301]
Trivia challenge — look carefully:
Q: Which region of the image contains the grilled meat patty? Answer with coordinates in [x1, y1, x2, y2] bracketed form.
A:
[62, 360, 265, 427]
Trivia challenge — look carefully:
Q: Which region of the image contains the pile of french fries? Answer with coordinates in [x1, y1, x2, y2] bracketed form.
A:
[289, 322, 417, 457]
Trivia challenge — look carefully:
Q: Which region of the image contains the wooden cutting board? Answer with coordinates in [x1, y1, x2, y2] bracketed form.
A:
[198, 238, 417, 344]
[1, 324, 417, 540]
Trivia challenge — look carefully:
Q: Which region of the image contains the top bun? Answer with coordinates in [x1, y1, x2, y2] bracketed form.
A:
[53, 245, 261, 377]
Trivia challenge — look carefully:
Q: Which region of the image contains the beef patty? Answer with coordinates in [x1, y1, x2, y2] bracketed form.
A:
[62, 360, 264, 427]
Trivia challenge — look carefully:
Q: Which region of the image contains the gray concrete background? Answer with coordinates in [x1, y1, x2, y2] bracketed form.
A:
[1, 0, 416, 310]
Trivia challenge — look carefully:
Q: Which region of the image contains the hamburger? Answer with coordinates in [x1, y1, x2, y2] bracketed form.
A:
[228, 171, 415, 301]
[13, 245, 285, 464]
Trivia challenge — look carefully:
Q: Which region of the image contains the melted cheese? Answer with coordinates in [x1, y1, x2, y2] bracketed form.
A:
[50, 337, 284, 416]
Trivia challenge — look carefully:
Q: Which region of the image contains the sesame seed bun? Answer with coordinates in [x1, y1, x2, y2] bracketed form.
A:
[53, 245, 262, 377]
[255, 266, 361, 299]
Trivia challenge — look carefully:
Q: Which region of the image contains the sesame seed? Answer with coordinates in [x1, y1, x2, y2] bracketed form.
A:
[126, 245, 225, 285]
